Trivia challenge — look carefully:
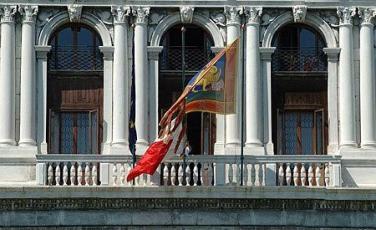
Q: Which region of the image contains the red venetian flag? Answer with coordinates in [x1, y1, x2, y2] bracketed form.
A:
[126, 39, 239, 182]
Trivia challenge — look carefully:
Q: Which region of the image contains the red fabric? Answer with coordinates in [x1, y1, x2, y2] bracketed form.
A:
[126, 139, 173, 182]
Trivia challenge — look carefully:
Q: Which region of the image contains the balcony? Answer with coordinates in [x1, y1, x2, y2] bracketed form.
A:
[36, 154, 341, 188]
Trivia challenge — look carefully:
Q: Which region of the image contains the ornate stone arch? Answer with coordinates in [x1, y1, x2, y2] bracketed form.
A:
[37, 11, 112, 46]
[262, 11, 337, 48]
[150, 12, 224, 47]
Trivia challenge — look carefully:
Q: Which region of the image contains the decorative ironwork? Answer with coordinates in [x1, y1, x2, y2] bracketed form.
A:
[272, 47, 327, 72]
[160, 46, 213, 72]
[48, 46, 103, 71]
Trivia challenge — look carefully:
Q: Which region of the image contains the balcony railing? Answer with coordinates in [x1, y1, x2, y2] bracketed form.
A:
[159, 46, 212, 72]
[36, 154, 341, 187]
[272, 47, 327, 73]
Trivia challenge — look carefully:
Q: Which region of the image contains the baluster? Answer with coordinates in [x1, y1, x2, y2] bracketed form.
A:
[55, 163, 61, 186]
[163, 164, 169, 186]
[286, 163, 292, 186]
[63, 163, 68, 186]
[301, 163, 307, 186]
[227, 164, 233, 185]
[185, 164, 191, 186]
[127, 163, 133, 186]
[254, 164, 260, 186]
[171, 164, 176, 186]
[77, 162, 83, 186]
[308, 164, 314, 187]
[315, 164, 321, 186]
[324, 163, 330, 187]
[70, 163, 76, 186]
[47, 164, 53, 185]
[178, 164, 183, 186]
[112, 163, 118, 186]
[278, 164, 284, 186]
[199, 163, 203, 186]
[193, 164, 199, 186]
[243, 163, 248, 186]
[120, 164, 125, 186]
[293, 163, 299, 186]
[92, 164, 98, 186]
[146, 174, 151, 186]
[251, 163, 256, 186]
[246, 164, 252, 186]
[207, 162, 213, 186]
[85, 162, 91, 186]
[259, 163, 265, 186]
[235, 164, 240, 185]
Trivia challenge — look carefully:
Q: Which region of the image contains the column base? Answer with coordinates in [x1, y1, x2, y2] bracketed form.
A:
[37, 142, 48, 154]
[243, 145, 265, 155]
[110, 143, 131, 155]
[214, 142, 225, 155]
[19, 139, 37, 147]
[361, 141, 376, 149]
[0, 139, 16, 147]
[225, 140, 240, 148]
[340, 141, 358, 149]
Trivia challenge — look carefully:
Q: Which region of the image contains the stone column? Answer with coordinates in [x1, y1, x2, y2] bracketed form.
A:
[359, 8, 376, 148]
[35, 46, 51, 154]
[111, 6, 131, 152]
[244, 7, 263, 149]
[19, 5, 38, 146]
[224, 6, 242, 147]
[260, 47, 276, 154]
[337, 7, 357, 148]
[0, 6, 17, 146]
[323, 48, 341, 153]
[133, 7, 150, 154]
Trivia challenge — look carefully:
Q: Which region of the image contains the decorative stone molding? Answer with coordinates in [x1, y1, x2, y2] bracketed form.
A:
[149, 11, 165, 25]
[323, 48, 341, 62]
[244, 7, 262, 24]
[337, 7, 356, 25]
[19, 5, 38, 23]
[0, 5, 17, 23]
[210, 12, 226, 27]
[99, 46, 114, 61]
[260, 47, 276, 60]
[224, 6, 242, 25]
[147, 46, 163, 61]
[67, 4, 82, 22]
[36, 8, 59, 28]
[358, 8, 376, 25]
[292, 5, 307, 23]
[111, 5, 131, 24]
[180, 6, 194, 23]
[132, 6, 150, 25]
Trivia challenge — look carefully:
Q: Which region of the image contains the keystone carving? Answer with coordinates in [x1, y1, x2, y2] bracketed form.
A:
[67, 4, 82, 22]
[292, 5, 307, 22]
[180, 6, 194, 23]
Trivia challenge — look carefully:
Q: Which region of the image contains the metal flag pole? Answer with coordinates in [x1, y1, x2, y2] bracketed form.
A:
[240, 23, 246, 186]
[181, 25, 187, 184]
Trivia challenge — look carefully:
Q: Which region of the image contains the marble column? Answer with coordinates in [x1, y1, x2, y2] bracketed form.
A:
[244, 7, 262, 148]
[337, 7, 357, 147]
[0, 6, 17, 146]
[19, 5, 38, 146]
[133, 6, 150, 154]
[359, 8, 376, 148]
[111, 6, 130, 152]
[224, 6, 242, 147]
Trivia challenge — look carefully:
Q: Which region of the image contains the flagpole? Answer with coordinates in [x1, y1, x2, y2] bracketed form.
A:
[181, 25, 187, 184]
[240, 23, 245, 186]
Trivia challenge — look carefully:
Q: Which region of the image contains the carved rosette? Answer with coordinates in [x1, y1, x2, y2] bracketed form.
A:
[0, 5, 17, 23]
[358, 8, 376, 25]
[292, 5, 307, 23]
[132, 6, 150, 25]
[19, 5, 38, 23]
[180, 6, 194, 24]
[224, 6, 242, 26]
[111, 5, 131, 24]
[67, 4, 82, 23]
[336, 7, 356, 25]
[244, 7, 262, 25]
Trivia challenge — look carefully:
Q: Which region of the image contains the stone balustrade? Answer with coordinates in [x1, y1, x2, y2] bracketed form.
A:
[36, 154, 341, 187]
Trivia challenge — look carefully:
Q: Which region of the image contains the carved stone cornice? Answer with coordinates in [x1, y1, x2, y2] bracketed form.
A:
[0, 5, 17, 23]
[132, 6, 150, 25]
[244, 7, 262, 25]
[292, 5, 307, 23]
[19, 5, 38, 24]
[180, 6, 194, 23]
[358, 8, 376, 26]
[337, 7, 356, 25]
[224, 6, 242, 26]
[111, 5, 131, 24]
[67, 4, 82, 23]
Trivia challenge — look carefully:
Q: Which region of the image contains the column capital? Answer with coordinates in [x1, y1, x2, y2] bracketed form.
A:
[337, 7, 356, 26]
[0, 5, 17, 23]
[224, 6, 243, 26]
[358, 7, 376, 26]
[260, 47, 276, 61]
[292, 5, 307, 23]
[323, 47, 341, 62]
[111, 5, 131, 24]
[132, 6, 150, 25]
[147, 46, 163, 61]
[244, 7, 262, 25]
[35, 45, 51, 59]
[211, 46, 225, 54]
[180, 6, 194, 24]
[99, 46, 114, 60]
[19, 5, 38, 24]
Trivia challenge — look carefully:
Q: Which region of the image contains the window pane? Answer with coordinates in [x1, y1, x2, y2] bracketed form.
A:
[60, 113, 74, 154]
[77, 113, 90, 154]
[284, 112, 298, 155]
[301, 112, 313, 155]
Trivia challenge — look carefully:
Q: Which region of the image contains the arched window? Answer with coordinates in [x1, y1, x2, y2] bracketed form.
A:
[47, 24, 103, 154]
